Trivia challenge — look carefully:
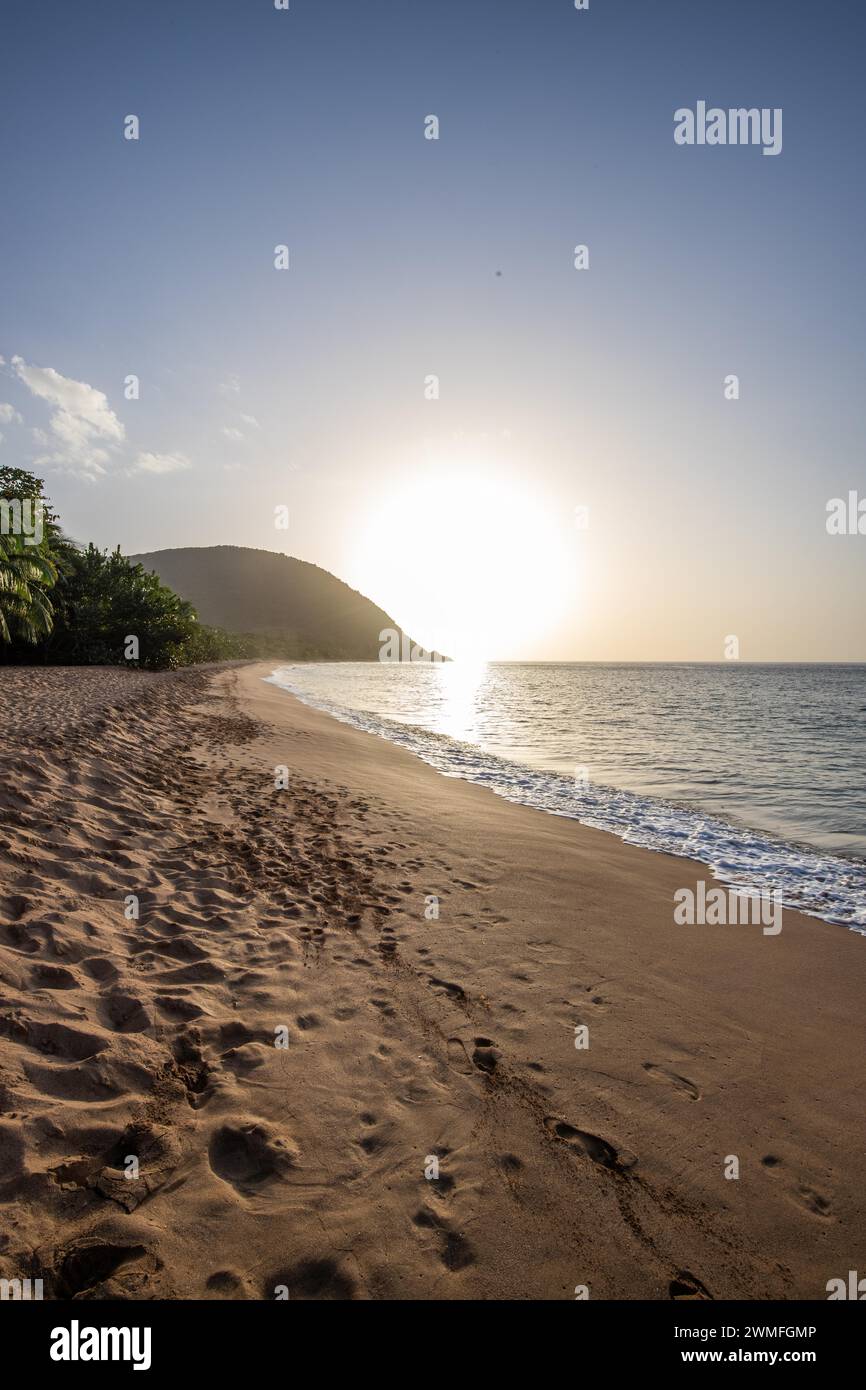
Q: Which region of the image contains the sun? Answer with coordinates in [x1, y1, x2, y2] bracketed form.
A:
[352, 468, 575, 660]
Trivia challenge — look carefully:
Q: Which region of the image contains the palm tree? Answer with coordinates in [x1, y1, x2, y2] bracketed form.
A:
[0, 532, 58, 644]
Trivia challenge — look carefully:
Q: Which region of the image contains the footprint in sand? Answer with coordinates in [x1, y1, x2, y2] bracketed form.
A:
[429, 976, 468, 1004]
[50, 1240, 154, 1299]
[471, 1037, 502, 1074]
[1, 922, 40, 954]
[29, 963, 80, 990]
[566, 985, 608, 1014]
[83, 956, 120, 983]
[155, 994, 205, 1021]
[499, 1152, 523, 1174]
[0, 894, 30, 923]
[412, 1208, 475, 1271]
[796, 1184, 833, 1218]
[428, 1170, 456, 1198]
[378, 926, 397, 957]
[205, 1269, 247, 1296]
[264, 1257, 357, 1300]
[370, 995, 396, 1019]
[544, 1116, 637, 1172]
[98, 990, 153, 1034]
[357, 1130, 381, 1155]
[761, 1155, 833, 1218]
[446, 1037, 473, 1074]
[220, 1042, 268, 1075]
[670, 1270, 713, 1300]
[207, 1121, 299, 1197]
[642, 1062, 701, 1101]
[0, 1015, 107, 1062]
[91, 1121, 183, 1211]
[293, 1013, 320, 1031]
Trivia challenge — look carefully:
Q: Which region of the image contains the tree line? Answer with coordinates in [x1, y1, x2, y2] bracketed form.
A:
[0, 467, 253, 669]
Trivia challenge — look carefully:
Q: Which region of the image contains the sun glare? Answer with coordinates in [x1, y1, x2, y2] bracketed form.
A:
[354, 470, 575, 660]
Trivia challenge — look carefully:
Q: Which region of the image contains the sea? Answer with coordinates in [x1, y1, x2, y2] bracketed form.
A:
[266, 662, 866, 934]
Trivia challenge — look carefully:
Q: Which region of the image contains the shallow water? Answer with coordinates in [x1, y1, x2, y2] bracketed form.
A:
[266, 662, 866, 933]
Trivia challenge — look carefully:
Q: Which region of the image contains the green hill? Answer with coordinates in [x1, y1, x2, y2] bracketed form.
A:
[127, 545, 432, 661]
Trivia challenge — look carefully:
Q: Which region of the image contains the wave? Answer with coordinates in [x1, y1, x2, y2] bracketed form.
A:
[265, 671, 866, 935]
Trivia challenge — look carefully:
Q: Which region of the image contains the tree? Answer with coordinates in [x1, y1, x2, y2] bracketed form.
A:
[46, 545, 202, 669]
[0, 467, 59, 644]
[1, 466, 246, 668]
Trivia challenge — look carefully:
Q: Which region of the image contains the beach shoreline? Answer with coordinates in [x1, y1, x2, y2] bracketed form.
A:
[1, 661, 863, 1300]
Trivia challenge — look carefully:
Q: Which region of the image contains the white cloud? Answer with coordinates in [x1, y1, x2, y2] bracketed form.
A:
[221, 413, 261, 441]
[7, 354, 191, 484]
[12, 355, 124, 479]
[133, 451, 192, 475]
[219, 375, 240, 398]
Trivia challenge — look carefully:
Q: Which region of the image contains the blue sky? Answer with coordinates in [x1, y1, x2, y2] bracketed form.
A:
[1, 0, 865, 659]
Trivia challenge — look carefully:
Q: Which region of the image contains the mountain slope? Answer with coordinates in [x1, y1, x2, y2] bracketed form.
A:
[127, 546, 419, 661]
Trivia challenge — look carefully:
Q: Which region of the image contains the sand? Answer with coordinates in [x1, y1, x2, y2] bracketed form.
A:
[0, 660, 863, 1301]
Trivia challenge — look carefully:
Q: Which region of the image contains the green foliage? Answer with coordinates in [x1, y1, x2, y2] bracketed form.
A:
[0, 467, 59, 645]
[46, 544, 203, 669]
[0, 467, 248, 669]
[0, 537, 57, 644]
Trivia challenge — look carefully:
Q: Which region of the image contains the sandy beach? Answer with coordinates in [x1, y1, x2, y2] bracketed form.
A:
[1, 660, 863, 1301]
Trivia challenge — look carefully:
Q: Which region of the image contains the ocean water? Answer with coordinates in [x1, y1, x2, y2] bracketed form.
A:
[265, 662, 866, 933]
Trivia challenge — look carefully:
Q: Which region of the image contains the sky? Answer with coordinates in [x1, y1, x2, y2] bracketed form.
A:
[1, 0, 865, 661]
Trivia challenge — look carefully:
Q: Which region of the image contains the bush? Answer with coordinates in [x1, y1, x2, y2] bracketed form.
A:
[44, 545, 203, 669]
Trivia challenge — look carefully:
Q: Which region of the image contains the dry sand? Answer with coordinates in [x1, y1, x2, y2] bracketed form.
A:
[0, 661, 863, 1300]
